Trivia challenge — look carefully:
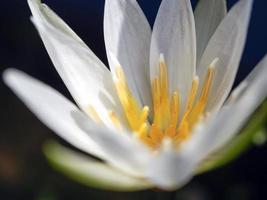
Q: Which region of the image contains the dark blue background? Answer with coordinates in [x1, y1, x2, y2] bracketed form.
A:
[0, 0, 266, 199]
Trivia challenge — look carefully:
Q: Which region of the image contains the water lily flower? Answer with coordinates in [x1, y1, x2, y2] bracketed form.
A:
[3, 0, 267, 191]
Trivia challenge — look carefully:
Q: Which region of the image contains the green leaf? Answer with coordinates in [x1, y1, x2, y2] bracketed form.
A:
[197, 101, 267, 174]
[43, 141, 153, 191]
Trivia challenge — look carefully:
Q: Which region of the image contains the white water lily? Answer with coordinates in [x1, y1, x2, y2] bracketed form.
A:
[3, 0, 267, 190]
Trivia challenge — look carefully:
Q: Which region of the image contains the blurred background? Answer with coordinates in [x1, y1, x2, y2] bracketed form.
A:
[0, 0, 266, 199]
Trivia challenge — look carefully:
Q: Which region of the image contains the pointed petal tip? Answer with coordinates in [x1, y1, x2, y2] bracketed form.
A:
[2, 68, 12, 83]
[244, 0, 254, 14]
[150, 0, 196, 108]
[235, 0, 254, 16]
[27, 0, 43, 26]
[3, 69, 37, 92]
[2, 68, 21, 87]
[194, 0, 227, 64]
[27, 0, 41, 5]
[27, 0, 41, 9]
[245, 0, 254, 7]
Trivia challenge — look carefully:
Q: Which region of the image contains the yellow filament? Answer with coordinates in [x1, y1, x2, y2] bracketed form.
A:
[150, 124, 164, 144]
[114, 67, 148, 133]
[185, 77, 199, 112]
[175, 121, 189, 145]
[104, 56, 217, 149]
[151, 55, 173, 130]
[164, 92, 180, 138]
[187, 63, 216, 127]
[140, 106, 150, 128]
[169, 92, 180, 129]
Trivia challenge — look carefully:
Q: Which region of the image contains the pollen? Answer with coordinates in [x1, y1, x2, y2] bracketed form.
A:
[107, 55, 217, 149]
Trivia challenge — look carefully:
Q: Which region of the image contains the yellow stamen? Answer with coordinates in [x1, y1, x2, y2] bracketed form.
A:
[140, 106, 150, 128]
[152, 78, 161, 126]
[151, 55, 173, 130]
[104, 55, 217, 149]
[165, 125, 176, 138]
[150, 124, 164, 144]
[187, 58, 217, 127]
[159, 55, 169, 106]
[175, 120, 189, 144]
[185, 76, 199, 112]
[174, 76, 199, 140]
[114, 67, 148, 133]
[137, 123, 148, 139]
[165, 92, 180, 138]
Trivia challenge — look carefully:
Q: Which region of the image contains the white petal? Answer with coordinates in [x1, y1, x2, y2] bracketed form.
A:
[194, 0, 227, 65]
[146, 141, 196, 190]
[183, 55, 267, 162]
[45, 142, 153, 191]
[197, 0, 253, 113]
[4, 69, 152, 177]
[3, 69, 105, 159]
[28, 0, 125, 127]
[104, 0, 152, 108]
[150, 0, 196, 111]
[72, 110, 152, 177]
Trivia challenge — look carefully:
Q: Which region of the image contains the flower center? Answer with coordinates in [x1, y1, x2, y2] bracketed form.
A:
[89, 55, 217, 149]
